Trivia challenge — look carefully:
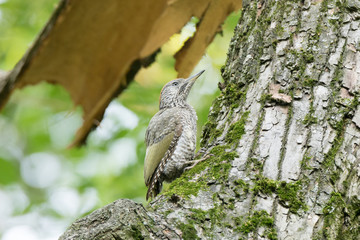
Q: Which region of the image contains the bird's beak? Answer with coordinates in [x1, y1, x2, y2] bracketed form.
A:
[181, 70, 205, 98]
[186, 70, 205, 84]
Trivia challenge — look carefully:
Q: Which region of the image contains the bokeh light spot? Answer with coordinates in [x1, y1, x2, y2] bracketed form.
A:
[20, 153, 61, 188]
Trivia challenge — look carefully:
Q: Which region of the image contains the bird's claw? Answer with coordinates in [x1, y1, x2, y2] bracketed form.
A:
[184, 154, 214, 171]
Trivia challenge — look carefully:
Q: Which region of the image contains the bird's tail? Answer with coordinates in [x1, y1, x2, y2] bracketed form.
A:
[146, 175, 162, 201]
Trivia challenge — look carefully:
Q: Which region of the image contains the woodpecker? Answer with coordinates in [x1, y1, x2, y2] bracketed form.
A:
[144, 70, 205, 200]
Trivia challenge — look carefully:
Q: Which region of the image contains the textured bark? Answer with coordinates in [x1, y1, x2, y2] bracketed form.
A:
[59, 199, 181, 240]
[60, 0, 360, 239]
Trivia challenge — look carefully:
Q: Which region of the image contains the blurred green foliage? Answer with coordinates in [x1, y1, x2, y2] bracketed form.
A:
[0, 1, 240, 239]
[0, 0, 58, 70]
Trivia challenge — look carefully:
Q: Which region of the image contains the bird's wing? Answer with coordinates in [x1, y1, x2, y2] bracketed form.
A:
[144, 108, 180, 186]
[144, 131, 175, 186]
[146, 126, 182, 200]
[144, 108, 183, 200]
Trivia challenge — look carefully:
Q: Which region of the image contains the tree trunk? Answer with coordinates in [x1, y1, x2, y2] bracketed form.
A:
[60, 0, 360, 239]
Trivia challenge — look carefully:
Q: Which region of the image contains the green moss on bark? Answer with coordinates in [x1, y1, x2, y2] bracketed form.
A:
[321, 192, 360, 239]
[322, 192, 345, 239]
[237, 210, 278, 240]
[234, 179, 250, 193]
[300, 155, 313, 170]
[175, 205, 228, 239]
[223, 83, 247, 108]
[323, 120, 345, 169]
[164, 144, 240, 198]
[129, 225, 144, 240]
[201, 83, 248, 147]
[303, 104, 318, 126]
[225, 111, 249, 144]
[252, 175, 307, 213]
[201, 97, 223, 147]
[178, 222, 199, 240]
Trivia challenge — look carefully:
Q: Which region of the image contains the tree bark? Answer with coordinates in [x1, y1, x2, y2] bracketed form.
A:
[60, 0, 360, 239]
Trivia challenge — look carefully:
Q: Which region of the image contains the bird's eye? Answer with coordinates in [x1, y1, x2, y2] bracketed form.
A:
[172, 82, 179, 86]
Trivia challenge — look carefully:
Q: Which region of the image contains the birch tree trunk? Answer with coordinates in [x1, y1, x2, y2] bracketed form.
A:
[60, 0, 360, 239]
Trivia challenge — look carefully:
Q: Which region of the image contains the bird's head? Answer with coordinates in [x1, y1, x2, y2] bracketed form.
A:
[159, 70, 204, 109]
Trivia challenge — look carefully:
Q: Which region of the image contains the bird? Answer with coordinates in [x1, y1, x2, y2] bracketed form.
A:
[144, 70, 205, 200]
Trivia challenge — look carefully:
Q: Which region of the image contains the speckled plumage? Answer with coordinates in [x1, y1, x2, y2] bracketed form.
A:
[144, 70, 204, 200]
